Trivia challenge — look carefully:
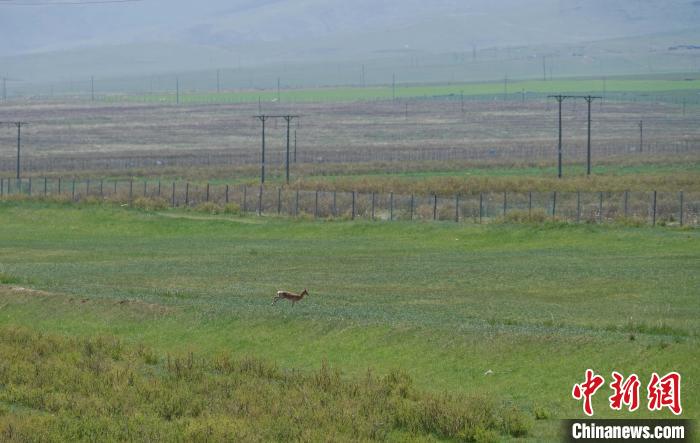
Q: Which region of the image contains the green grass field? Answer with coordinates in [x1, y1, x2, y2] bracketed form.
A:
[107, 75, 700, 104]
[0, 201, 698, 441]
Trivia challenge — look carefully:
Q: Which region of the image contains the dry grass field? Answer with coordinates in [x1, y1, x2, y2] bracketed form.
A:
[0, 97, 697, 175]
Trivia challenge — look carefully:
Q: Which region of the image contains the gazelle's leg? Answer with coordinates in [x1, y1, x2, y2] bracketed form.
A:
[272, 296, 280, 305]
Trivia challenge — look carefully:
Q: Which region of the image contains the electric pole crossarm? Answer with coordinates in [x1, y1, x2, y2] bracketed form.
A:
[546, 95, 600, 178]
[253, 115, 300, 184]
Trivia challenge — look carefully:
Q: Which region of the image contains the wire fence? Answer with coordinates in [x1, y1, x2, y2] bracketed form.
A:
[0, 140, 697, 173]
[2, 177, 697, 227]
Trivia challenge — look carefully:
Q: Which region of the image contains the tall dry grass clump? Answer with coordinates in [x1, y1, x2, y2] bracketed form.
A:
[0, 326, 530, 442]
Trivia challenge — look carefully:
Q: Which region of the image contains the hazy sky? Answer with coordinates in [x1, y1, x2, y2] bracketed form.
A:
[1, 0, 697, 56]
[1, 0, 698, 85]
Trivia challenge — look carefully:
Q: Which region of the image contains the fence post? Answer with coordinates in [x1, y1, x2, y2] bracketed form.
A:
[295, 190, 299, 216]
[1, 178, 3, 196]
[410, 194, 414, 220]
[528, 191, 532, 216]
[371, 192, 375, 220]
[351, 191, 356, 220]
[206, 183, 210, 202]
[598, 192, 603, 223]
[185, 182, 189, 207]
[576, 191, 581, 223]
[679, 191, 684, 227]
[479, 192, 483, 224]
[171, 182, 176, 207]
[225, 185, 229, 204]
[624, 191, 629, 218]
[552, 191, 557, 217]
[433, 194, 437, 220]
[143, 180, 147, 197]
[390, 192, 394, 221]
[72, 179, 76, 201]
[28, 177, 32, 196]
[257, 185, 263, 216]
[312, 190, 318, 219]
[99, 179, 103, 198]
[277, 188, 282, 215]
[157, 180, 161, 197]
[333, 191, 337, 217]
[58, 177, 62, 194]
[503, 191, 507, 217]
[652, 190, 657, 226]
[243, 185, 247, 212]
[455, 194, 459, 222]
[114, 181, 117, 194]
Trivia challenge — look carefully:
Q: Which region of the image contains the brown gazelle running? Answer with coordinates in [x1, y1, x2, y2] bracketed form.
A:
[272, 288, 309, 306]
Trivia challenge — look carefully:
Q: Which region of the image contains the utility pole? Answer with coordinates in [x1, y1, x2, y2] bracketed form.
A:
[2, 122, 27, 179]
[602, 76, 606, 106]
[216, 69, 221, 94]
[176, 76, 180, 104]
[282, 116, 299, 184]
[2, 77, 6, 101]
[16, 122, 23, 179]
[548, 95, 575, 178]
[392, 73, 396, 101]
[257, 115, 268, 183]
[256, 114, 299, 184]
[582, 96, 601, 175]
[361, 64, 366, 87]
[503, 74, 508, 101]
[557, 96, 563, 178]
[639, 120, 643, 153]
[460, 90, 464, 113]
[91, 75, 95, 102]
[542, 56, 546, 81]
[277, 77, 281, 102]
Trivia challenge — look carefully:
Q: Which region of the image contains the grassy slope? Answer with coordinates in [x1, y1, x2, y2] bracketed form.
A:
[0, 202, 698, 440]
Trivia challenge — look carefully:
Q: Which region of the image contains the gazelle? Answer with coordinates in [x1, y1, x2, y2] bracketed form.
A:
[272, 288, 308, 306]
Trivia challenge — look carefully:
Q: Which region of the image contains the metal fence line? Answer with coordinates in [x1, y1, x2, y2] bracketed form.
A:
[1, 177, 698, 227]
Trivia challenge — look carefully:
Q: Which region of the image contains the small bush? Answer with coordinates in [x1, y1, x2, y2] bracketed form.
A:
[0, 273, 20, 285]
[533, 404, 551, 420]
[222, 202, 241, 214]
[132, 197, 168, 211]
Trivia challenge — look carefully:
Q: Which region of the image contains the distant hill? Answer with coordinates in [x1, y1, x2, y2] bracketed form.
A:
[1, 0, 699, 87]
